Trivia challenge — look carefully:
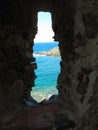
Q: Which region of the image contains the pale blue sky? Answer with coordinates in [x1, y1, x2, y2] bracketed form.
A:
[34, 12, 54, 42]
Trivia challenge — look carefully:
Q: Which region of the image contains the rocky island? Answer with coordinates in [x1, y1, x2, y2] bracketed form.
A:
[36, 47, 60, 57]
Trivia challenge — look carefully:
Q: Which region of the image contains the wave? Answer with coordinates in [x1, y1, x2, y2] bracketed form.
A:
[33, 53, 47, 57]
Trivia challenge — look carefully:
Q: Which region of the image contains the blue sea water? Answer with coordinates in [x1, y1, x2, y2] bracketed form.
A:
[33, 42, 59, 53]
[31, 42, 61, 101]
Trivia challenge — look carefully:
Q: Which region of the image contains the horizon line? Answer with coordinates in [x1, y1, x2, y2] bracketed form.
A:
[34, 41, 59, 43]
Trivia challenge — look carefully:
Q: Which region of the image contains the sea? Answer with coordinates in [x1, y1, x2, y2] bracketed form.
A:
[31, 42, 61, 102]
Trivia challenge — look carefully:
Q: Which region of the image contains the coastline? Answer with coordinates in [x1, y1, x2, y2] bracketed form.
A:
[31, 86, 58, 102]
[35, 47, 60, 57]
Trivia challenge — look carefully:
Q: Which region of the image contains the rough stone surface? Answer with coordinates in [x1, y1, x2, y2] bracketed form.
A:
[0, 0, 37, 122]
[0, 0, 98, 130]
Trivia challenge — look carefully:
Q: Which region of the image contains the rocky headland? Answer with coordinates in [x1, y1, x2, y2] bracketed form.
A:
[36, 47, 60, 57]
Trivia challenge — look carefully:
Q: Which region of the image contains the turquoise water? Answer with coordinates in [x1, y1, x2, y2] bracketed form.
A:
[33, 42, 59, 52]
[31, 42, 61, 101]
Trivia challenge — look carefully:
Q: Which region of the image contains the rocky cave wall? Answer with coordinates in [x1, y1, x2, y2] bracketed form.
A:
[0, 0, 37, 120]
[56, 0, 98, 130]
[0, 0, 98, 129]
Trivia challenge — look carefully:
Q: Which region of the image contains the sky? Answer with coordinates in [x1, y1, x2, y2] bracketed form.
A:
[34, 12, 54, 43]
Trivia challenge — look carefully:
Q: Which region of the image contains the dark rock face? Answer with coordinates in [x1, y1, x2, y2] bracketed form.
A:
[0, 0, 98, 129]
[0, 0, 37, 123]
[83, 13, 97, 38]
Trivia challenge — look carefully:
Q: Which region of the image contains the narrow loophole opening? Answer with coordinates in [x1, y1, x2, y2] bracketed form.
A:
[31, 12, 61, 103]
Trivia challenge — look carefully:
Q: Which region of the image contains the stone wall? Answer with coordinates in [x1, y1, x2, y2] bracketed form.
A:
[0, 0, 37, 123]
[74, 1, 98, 129]
[56, 0, 98, 130]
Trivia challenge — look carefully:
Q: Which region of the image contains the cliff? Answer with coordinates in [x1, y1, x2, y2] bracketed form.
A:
[36, 47, 60, 57]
